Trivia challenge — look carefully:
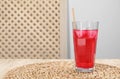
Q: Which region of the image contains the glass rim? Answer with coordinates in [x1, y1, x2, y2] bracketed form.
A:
[72, 21, 99, 23]
[72, 21, 99, 30]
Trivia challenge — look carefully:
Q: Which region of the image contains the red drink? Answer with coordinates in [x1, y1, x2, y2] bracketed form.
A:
[73, 29, 98, 68]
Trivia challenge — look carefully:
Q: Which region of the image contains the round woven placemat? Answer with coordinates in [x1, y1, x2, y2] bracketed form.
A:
[4, 61, 120, 79]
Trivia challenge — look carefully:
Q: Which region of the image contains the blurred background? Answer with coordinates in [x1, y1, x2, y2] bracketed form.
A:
[68, 0, 120, 59]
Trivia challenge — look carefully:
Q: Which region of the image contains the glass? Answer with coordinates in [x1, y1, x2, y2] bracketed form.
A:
[73, 21, 99, 72]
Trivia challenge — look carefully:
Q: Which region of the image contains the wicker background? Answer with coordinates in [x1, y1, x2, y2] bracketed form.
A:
[0, 0, 61, 58]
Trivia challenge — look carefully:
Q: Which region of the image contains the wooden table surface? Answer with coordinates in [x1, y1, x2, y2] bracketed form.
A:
[0, 59, 120, 79]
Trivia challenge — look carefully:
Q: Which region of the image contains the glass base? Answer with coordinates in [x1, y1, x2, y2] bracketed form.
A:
[76, 67, 93, 72]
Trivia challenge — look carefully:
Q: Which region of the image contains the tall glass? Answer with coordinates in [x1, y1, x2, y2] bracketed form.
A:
[73, 21, 99, 72]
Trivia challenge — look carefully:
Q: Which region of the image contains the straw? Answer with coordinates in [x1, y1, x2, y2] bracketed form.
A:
[72, 8, 76, 29]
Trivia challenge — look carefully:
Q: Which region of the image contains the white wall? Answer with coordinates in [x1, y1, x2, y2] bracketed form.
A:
[68, 0, 120, 58]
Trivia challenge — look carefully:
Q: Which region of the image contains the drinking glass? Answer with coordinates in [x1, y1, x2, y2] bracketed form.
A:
[73, 21, 99, 72]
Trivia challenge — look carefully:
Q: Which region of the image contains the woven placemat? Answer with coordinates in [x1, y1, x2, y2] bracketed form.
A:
[4, 61, 120, 79]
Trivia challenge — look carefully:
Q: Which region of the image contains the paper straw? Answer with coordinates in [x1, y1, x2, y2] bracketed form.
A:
[72, 8, 76, 29]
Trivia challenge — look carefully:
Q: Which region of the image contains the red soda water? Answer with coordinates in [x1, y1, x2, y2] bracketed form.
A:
[73, 29, 98, 68]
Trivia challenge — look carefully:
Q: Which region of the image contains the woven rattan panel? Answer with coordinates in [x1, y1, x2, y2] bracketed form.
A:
[0, 0, 60, 58]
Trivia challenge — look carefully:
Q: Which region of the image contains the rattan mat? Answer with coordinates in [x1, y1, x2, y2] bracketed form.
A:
[4, 61, 120, 79]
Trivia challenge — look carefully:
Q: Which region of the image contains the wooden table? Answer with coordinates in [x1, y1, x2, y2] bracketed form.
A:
[0, 59, 120, 79]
